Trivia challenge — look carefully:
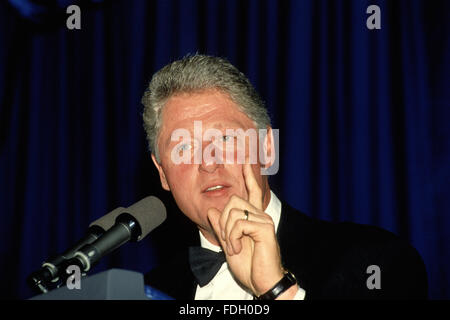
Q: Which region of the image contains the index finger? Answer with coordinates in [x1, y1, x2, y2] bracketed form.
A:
[243, 160, 263, 210]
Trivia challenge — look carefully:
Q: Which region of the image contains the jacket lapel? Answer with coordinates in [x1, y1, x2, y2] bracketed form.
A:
[276, 201, 317, 299]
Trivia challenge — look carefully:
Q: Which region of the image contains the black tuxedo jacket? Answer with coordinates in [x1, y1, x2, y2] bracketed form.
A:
[144, 201, 428, 299]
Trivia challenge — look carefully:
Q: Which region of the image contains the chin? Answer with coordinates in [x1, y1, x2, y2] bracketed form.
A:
[203, 197, 228, 212]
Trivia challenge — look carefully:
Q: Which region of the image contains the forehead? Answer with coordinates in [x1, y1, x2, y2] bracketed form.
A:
[161, 89, 255, 129]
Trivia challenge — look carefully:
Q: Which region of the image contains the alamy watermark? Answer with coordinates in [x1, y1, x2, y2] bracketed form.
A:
[66, 5, 81, 30]
[169, 121, 279, 175]
[366, 5, 381, 30]
[66, 265, 81, 290]
[366, 265, 381, 290]
[65, 5, 380, 31]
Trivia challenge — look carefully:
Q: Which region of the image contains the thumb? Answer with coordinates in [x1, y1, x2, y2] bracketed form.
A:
[207, 207, 226, 248]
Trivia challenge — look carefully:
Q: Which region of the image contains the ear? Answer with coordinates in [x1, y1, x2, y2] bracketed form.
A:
[151, 153, 170, 191]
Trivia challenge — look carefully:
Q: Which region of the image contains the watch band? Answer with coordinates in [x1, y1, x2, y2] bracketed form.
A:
[254, 270, 297, 300]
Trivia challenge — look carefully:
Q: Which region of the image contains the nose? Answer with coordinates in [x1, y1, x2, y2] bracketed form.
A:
[199, 161, 219, 173]
[198, 141, 223, 173]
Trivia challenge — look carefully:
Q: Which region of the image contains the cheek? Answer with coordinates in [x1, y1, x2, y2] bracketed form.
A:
[222, 144, 237, 163]
[223, 164, 245, 193]
[165, 164, 194, 188]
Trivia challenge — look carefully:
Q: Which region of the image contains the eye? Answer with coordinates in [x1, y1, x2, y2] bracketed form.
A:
[177, 143, 192, 152]
[222, 135, 233, 142]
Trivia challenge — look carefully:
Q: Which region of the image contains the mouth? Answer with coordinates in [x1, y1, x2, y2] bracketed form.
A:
[202, 183, 231, 197]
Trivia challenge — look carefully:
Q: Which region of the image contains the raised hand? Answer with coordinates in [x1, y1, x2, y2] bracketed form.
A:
[207, 162, 289, 297]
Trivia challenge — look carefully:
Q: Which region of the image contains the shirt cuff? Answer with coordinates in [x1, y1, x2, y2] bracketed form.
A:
[292, 285, 306, 300]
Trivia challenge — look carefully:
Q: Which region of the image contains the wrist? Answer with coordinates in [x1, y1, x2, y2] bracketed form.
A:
[275, 284, 299, 300]
[254, 269, 284, 296]
[254, 269, 297, 300]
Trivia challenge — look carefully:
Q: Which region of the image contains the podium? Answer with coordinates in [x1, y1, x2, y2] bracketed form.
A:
[30, 269, 173, 300]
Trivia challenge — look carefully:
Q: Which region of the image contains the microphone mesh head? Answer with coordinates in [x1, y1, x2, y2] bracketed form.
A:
[89, 207, 126, 231]
[124, 196, 167, 241]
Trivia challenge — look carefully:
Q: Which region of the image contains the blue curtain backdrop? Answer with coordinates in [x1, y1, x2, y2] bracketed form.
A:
[0, 0, 448, 299]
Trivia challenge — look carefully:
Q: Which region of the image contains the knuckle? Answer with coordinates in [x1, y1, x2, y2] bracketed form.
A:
[229, 208, 241, 218]
[264, 213, 274, 224]
[263, 222, 275, 233]
[228, 227, 237, 241]
[235, 219, 245, 229]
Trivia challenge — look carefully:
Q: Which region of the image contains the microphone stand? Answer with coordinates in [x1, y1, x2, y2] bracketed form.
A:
[29, 213, 142, 294]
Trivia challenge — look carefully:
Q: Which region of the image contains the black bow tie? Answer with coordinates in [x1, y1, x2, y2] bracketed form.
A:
[189, 247, 226, 287]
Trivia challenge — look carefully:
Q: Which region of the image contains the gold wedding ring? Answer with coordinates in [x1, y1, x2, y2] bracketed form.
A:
[244, 209, 249, 221]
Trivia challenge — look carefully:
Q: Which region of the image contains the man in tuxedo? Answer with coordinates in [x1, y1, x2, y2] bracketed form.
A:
[141, 54, 428, 300]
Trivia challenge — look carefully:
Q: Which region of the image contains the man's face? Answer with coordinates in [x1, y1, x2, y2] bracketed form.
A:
[152, 89, 271, 241]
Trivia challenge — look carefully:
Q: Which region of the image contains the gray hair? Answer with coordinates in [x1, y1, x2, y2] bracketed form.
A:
[141, 54, 271, 162]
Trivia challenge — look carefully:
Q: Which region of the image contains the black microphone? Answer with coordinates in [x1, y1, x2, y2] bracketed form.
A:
[64, 196, 166, 274]
[27, 206, 126, 293]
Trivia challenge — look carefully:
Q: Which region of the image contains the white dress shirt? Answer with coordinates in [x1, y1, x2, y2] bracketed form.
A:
[194, 191, 306, 300]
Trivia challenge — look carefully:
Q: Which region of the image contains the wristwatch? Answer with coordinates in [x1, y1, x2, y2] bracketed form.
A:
[254, 270, 297, 300]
